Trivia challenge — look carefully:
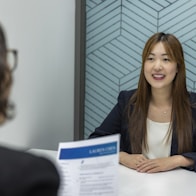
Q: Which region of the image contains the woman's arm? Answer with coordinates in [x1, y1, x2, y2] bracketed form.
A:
[120, 152, 194, 173]
[136, 155, 194, 173]
[89, 90, 135, 139]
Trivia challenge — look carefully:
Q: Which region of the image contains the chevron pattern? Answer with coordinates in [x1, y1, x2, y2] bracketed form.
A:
[84, 0, 196, 138]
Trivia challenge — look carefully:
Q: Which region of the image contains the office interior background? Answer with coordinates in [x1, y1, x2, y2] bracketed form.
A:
[0, 0, 75, 150]
[0, 0, 195, 151]
[83, 0, 196, 138]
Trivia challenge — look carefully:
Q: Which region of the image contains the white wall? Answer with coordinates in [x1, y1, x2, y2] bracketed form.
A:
[0, 0, 75, 150]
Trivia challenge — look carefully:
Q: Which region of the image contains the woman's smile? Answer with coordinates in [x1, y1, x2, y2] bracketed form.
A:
[152, 74, 165, 80]
[144, 42, 178, 90]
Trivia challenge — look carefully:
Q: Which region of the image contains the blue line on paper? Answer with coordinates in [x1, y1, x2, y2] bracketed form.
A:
[59, 141, 118, 160]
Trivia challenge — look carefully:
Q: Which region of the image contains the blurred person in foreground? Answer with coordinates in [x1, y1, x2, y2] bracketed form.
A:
[0, 23, 60, 195]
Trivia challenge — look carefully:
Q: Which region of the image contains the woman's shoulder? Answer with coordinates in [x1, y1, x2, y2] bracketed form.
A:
[0, 146, 60, 195]
[189, 91, 196, 104]
[118, 89, 137, 101]
[0, 146, 59, 174]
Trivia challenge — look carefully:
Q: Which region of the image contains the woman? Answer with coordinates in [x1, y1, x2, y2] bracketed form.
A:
[0, 23, 60, 195]
[89, 32, 196, 173]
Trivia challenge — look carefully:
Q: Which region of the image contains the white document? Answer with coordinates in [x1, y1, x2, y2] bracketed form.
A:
[57, 134, 120, 196]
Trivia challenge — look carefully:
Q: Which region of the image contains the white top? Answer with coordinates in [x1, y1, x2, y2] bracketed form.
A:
[142, 119, 172, 159]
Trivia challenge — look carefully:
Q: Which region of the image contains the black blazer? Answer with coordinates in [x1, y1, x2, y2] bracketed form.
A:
[0, 146, 60, 196]
[89, 89, 196, 171]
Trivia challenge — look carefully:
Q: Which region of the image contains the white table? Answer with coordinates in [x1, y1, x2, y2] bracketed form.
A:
[28, 149, 196, 196]
[119, 163, 196, 196]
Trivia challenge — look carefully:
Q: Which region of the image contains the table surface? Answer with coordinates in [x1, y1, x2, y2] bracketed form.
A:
[28, 148, 196, 196]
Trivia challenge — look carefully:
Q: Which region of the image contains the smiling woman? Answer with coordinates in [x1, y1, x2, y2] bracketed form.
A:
[144, 42, 178, 91]
[89, 32, 196, 173]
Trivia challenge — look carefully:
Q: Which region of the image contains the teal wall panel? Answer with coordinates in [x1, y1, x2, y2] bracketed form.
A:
[84, 0, 196, 138]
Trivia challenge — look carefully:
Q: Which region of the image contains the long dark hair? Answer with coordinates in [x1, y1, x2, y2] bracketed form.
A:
[0, 24, 13, 122]
[127, 32, 192, 154]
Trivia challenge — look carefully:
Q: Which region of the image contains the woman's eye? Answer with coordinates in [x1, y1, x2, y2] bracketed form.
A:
[147, 57, 154, 61]
[163, 58, 170, 62]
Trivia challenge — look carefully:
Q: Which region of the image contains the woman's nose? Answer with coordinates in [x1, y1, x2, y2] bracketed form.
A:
[153, 60, 162, 70]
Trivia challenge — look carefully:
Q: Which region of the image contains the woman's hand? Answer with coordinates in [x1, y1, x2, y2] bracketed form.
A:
[136, 155, 194, 173]
[119, 151, 148, 170]
[119, 152, 194, 173]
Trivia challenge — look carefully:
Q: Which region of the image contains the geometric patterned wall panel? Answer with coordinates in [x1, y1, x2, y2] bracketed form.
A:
[84, 0, 196, 138]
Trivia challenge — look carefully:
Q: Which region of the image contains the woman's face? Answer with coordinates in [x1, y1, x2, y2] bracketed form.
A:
[144, 42, 178, 91]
